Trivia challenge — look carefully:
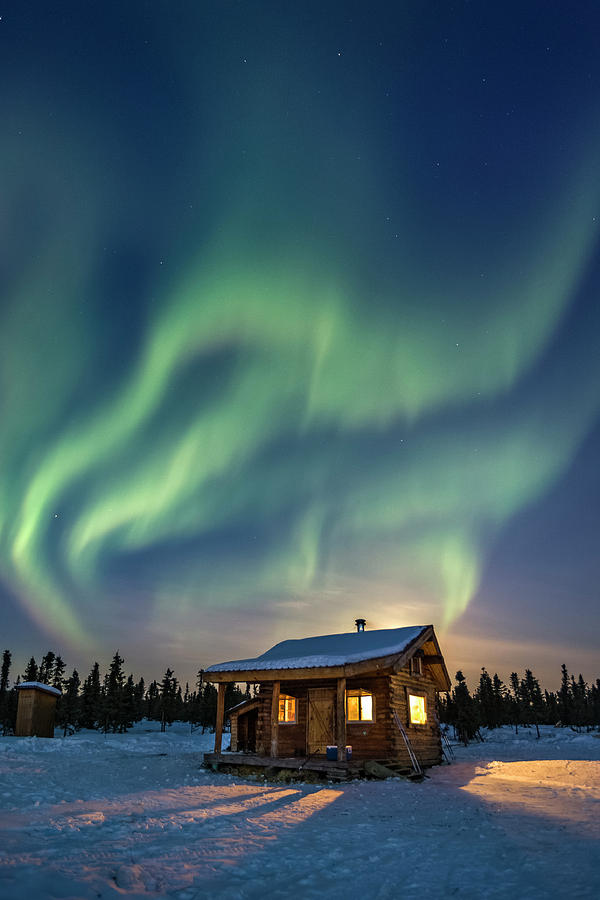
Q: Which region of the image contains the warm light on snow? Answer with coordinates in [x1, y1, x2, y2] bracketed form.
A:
[458, 759, 600, 833]
[0, 723, 599, 898]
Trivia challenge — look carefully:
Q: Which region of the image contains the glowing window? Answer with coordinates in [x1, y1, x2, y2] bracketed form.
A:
[409, 694, 427, 725]
[278, 694, 296, 723]
[346, 690, 374, 722]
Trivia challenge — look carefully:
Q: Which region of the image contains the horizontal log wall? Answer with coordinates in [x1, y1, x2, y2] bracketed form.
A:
[257, 680, 313, 757]
[256, 676, 395, 759]
[247, 664, 443, 766]
[389, 665, 442, 767]
[344, 676, 393, 759]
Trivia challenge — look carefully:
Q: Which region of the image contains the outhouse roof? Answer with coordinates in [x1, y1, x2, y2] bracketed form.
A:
[17, 681, 62, 697]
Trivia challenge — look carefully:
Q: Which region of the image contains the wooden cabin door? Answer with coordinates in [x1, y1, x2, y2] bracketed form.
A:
[307, 688, 335, 754]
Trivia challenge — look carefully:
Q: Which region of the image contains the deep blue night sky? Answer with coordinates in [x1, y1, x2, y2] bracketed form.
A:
[1, 2, 599, 689]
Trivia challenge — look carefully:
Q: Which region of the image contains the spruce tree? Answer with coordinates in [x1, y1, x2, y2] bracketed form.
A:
[521, 669, 544, 737]
[58, 669, 81, 736]
[146, 680, 160, 720]
[491, 673, 507, 728]
[509, 672, 522, 733]
[134, 677, 146, 720]
[558, 663, 572, 726]
[188, 669, 205, 728]
[159, 668, 179, 730]
[38, 651, 56, 684]
[123, 674, 137, 729]
[182, 682, 191, 722]
[0, 650, 11, 695]
[544, 689, 559, 724]
[438, 691, 452, 725]
[81, 662, 102, 729]
[571, 674, 587, 730]
[104, 651, 127, 733]
[452, 671, 479, 744]
[52, 656, 66, 691]
[202, 682, 217, 731]
[477, 668, 495, 729]
[23, 656, 38, 682]
[225, 682, 244, 716]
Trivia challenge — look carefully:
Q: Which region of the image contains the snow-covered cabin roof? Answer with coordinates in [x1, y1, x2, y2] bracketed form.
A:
[17, 681, 62, 697]
[206, 625, 428, 675]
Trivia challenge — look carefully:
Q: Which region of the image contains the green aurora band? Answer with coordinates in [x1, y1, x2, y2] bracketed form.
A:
[2, 10, 600, 653]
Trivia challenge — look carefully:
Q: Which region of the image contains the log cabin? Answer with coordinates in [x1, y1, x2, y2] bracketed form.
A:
[203, 621, 451, 779]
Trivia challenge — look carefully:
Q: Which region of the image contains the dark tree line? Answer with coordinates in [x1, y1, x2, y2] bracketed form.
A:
[4, 647, 597, 744]
[440, 664, 600, 743]
[0, 648, 245, 736]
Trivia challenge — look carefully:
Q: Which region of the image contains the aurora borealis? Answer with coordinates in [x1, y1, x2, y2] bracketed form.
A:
[1, 2, 599, 686]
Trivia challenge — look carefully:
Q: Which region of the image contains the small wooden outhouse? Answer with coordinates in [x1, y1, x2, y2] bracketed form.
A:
[204, 622, 451, 778]
[15, 681, 62, 737]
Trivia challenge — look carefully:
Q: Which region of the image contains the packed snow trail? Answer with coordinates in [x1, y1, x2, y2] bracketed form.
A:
[0, 723, 598, 899]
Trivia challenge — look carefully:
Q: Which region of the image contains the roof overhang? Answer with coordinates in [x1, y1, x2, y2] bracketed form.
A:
[404, 625, 452, 692]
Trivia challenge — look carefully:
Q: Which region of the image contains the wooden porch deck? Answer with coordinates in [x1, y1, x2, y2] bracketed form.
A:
[203, 751, 364, 781]
[203, 752, 416, 781]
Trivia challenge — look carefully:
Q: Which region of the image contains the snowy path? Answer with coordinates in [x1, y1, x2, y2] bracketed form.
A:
[0, 724, 598, 899]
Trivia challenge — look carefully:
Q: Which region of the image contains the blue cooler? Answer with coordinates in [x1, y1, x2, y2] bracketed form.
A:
[326, 745, 353, 760]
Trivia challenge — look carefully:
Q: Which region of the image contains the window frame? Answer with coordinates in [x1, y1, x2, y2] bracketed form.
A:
[406, 688, 428, 727]
[278, 693, 297, 725]
[346, 688, 375, 724]
[409, 655, 423, 676]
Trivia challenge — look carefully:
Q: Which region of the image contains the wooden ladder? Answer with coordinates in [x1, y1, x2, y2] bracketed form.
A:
[392, 711, 424, 778]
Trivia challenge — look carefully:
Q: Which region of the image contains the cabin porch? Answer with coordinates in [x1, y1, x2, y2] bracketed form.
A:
[203, 751, 414, 782]
[213, 674, 399, 763]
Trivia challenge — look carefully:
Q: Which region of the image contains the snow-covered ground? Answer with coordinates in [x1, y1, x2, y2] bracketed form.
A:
[1, 723, 599, 899]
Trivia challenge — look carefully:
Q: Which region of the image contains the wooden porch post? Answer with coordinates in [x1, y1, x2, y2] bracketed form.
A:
[214, 682, 226, 754]
[336, 677, 346, 762]
[271, 681, 280, 758]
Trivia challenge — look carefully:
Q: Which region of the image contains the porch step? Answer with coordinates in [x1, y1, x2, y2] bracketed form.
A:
[367, 758, 417, 779]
